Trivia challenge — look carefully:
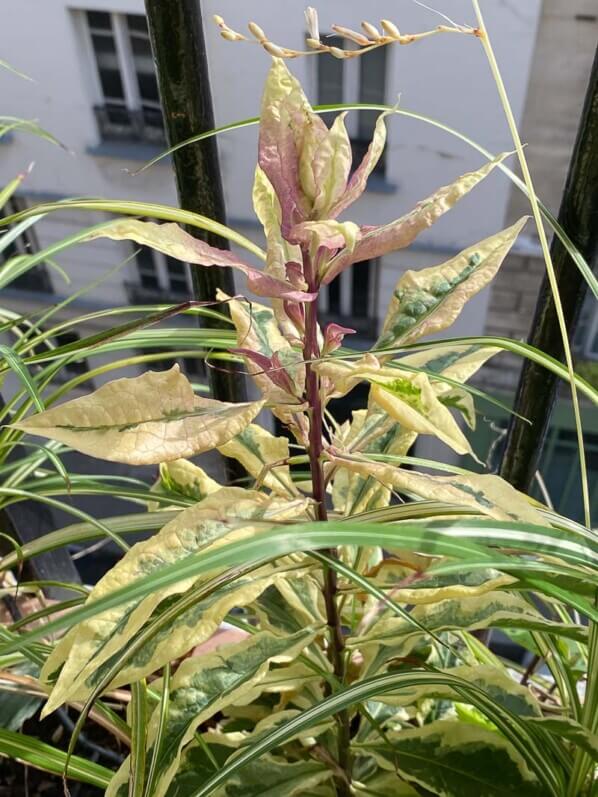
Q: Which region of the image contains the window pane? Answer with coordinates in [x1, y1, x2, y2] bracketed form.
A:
[358, 46, 387, 173]
[86, 11, 112, 30]
[317, 35, 343, 125]
[166, 257, 188, 294]
[352, 260, 370, 317]
[137, 72, 160, 104]
[126, 14, 149, 33]
[327, 276, 341, 315]
[136, 246, 159, 290]
[90, 31, 125, 101]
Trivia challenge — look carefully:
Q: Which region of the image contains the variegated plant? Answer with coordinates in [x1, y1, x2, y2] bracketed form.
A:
[7, 57, 597, 797]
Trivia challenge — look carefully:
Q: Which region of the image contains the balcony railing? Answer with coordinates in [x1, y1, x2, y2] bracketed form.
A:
[93, 104, 166, 145]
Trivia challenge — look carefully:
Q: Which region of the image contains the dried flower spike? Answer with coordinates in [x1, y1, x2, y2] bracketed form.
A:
[361, 21, 382, 41]
[304, 6, 320, 41]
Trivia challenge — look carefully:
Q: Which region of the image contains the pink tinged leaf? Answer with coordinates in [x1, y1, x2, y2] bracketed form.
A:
[232, 348, 297, 395]
[285, 261, 306, 289]
[85, 219, 314, 302]
[323, 323, 356, 354]
[258, 59, 322, 237]
[283, 300, 305, 333]
[322, 153, 510, 284]
[328, 112, 389, 218]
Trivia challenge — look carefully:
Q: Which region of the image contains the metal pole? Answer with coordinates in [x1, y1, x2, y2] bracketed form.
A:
[144, 0, 247, 481]
[499, 46, 598, 493]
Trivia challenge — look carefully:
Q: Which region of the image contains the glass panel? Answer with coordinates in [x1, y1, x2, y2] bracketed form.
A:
[352, 260, 371, 317]
[136, 246, 159, 291]
[327, 276, 341, 315]
[90, 31, 125, 101]
[358, 46, 387, 174]
[86, 11, 112, 30]
[126, 14, 149, 33]
[55, 332, 88, 375]
[317, 34, 343, 125]
[166, 257, 188, 295]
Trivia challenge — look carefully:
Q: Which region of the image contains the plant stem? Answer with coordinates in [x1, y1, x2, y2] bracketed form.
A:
[303, 255, 351, 796]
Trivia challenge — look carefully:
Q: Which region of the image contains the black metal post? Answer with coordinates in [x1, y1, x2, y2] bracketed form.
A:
[144, 0, 247, 481]
[499, 46, 598, 493]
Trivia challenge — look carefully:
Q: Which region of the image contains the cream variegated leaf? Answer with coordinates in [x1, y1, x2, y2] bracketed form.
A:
[218, 423, 295, 496]
[151, 458, 222, 508]
[324, 153, 513, 283]
[366, 664, 541, 718]
[331, 409, 416, 516]
[397, 343, 501, 385]
[370, 374, 477, 458]
[40, 489, 310, 714]
[107, 629, 318, 797]
[361, 721, 544, 796]
[13, 366, 264, 465]
[371, 565, 517, 605]
[377, 217, 527, 349]
[330, 453, 545, 524]
[351, 592, 587, 676]
[219, 290, 305, 410]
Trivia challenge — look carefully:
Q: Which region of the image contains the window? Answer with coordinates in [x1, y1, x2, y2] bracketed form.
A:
[84, 11, 164, 144]
[138, 348, 206, 380]
[575, 292, 598, 360]
[54, 332, 89, 378]
[0, 199, 52, 293]
[316, 35, 388, 176]
[321, 258, 379, 337]
[126, 243, 192, 303]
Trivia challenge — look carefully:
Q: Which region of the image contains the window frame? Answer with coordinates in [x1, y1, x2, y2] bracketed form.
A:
[320, 257, 379, 337]
[126, 242, 193, 302]
[0, 198, 53, 293]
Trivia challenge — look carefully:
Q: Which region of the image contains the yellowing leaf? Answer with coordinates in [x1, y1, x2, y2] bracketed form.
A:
[13, 366, 264, 465]
[370, 374, 476, 458]
[218, 423, 295, 496]
[324, 153, 513, 283]
[40, 489, 310, 714]
[157, 458, 221, 503]
[311, 112, 352, 216]
[377, 218, 527, 348]
[330, 453, 545, 524]
[84, 218, 312, 301]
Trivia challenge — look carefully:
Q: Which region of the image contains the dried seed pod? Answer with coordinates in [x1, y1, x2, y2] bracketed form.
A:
[221, 29, 245, 42]
[329, 46, 347, 59]
[381, 19, 401, 39]
[306, 37, 324, 50]
[263, 41, 287, 57]
[361, 21, 382, 40]
[331, 25, 371, 46]
[248, 22, 267, 42]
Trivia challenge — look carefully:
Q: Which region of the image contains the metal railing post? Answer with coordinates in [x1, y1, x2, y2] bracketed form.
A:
[144, 0, 247, 481]
[499, 46, 598, 494]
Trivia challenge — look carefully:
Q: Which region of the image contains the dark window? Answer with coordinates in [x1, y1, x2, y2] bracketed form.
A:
[135, 245, 160, 291]
[0, 200, 52, 293]
[54, 332, 89, 377]
[86, 11, 164, 144]
[165, 257, 189, 296]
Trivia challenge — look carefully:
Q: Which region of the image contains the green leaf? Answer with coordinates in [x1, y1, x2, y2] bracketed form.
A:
[13, 365, 264, 465]
[220, 757, 332, 797]
[361, 664, 542, 719]
[218, 424, 295, 496]
[0, 662, 43, 731]
[523, 716, 598, 762]
[0, 727, 113, 788]
[377, 217, 527, 349]
[350, 592, 587, 669]
[362, 721, 545, 796]
[108, 628, 318, 797]
[152, 458, 222, 508]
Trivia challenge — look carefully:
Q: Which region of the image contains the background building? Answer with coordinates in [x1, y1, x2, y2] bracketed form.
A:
[0, 0, 596, 535]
